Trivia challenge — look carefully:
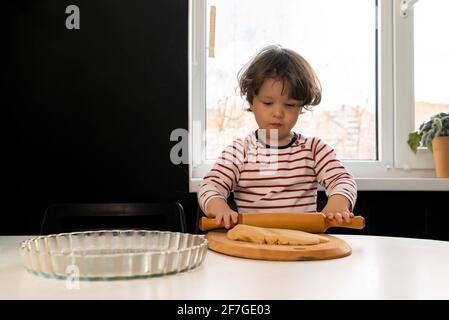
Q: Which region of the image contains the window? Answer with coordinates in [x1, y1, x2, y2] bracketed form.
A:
[189, 0, 449, 191]
[394, 0, 449, 172]
[204, 0, 376, 162]
[413, 0, 449, 130]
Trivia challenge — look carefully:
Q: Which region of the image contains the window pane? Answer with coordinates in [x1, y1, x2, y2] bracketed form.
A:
[414, 0, 449, 130]
[205, 0, 377, 160]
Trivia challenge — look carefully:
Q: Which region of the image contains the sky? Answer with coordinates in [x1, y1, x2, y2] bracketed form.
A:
[414, 0, 449, 104]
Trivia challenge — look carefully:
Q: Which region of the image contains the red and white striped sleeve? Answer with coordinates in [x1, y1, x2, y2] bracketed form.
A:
[312, 138, 357, 210]
[197, 139, 245, 213]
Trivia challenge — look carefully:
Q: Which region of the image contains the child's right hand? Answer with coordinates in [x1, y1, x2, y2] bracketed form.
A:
[205, 198, 239, 229]
[211, 209, 239, 229]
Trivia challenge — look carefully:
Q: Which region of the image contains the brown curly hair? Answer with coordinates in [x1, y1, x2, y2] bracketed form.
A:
[238, 45, 322, 111]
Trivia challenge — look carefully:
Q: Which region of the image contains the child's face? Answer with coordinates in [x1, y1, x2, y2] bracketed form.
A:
[250, 78, 302, 146]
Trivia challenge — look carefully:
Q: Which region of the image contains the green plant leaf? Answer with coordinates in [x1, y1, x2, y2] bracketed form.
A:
[432, 117, 443, 137]
[422, 130, 435, 152]
[420, 120, 432, 132]
[407, 131, 421, 153]
[442, 116, 449, 132]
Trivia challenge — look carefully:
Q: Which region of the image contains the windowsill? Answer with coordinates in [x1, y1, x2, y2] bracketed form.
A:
[189, 177, 449, 192]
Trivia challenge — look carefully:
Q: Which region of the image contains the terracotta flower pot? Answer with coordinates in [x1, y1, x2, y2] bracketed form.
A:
[432, 136, 449, 178]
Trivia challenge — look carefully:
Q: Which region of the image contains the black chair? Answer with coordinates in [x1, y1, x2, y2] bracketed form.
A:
[40, 202, 187, 234]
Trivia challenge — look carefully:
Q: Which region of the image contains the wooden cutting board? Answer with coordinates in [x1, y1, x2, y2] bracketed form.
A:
[206, 231, 352, 261]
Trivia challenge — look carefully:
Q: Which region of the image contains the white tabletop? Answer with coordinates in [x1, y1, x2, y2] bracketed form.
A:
[1, 235, 449, 300]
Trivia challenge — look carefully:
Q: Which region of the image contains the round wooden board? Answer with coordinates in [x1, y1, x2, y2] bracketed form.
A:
[206, 231, 352, 261]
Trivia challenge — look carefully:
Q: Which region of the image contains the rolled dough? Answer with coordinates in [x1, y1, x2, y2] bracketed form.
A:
[227, 224, 329, 245]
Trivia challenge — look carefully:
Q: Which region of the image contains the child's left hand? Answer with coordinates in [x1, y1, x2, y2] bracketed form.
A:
[321, 194, 354, 224]
[322, 209, 354, 224]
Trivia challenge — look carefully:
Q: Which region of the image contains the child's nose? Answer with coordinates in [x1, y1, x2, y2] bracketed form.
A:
[272, 104, 283, 118]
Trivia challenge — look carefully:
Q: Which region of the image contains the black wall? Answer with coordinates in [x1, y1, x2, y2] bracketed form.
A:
[5, 0, 191, 234]
[4, 1, 448, 239]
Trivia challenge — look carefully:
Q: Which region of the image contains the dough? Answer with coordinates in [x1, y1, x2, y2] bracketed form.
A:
[227, 224, 329, 245]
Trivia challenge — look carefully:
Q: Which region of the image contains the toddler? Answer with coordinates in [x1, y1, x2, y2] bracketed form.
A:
[198, 45, 357, 228]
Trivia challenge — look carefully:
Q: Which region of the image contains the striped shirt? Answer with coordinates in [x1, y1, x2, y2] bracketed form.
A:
[198, 131, 357, 214]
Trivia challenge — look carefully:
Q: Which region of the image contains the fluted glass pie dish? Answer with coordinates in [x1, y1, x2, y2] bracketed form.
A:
[20, 230, 208, 280]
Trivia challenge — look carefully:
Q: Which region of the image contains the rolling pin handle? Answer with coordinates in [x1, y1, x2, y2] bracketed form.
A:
[199, 217, 238, 231]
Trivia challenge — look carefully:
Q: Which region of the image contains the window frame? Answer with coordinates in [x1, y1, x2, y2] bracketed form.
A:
[188, 0, 449, 192]
[393, 0, 435, 170]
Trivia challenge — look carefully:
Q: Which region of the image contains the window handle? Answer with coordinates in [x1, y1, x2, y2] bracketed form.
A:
[400, 0, 420, 18]
[208, 6, 216, 58]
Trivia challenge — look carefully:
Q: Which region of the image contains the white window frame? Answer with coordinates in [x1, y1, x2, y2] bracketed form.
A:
[188, 0, 449, 191]
[394, 0, 435, 169]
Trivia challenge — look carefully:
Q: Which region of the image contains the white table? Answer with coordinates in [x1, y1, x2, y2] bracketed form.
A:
[1, 235, 449, 300]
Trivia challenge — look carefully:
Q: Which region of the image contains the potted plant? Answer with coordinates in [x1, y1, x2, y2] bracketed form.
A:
[408, 112, 449, 178]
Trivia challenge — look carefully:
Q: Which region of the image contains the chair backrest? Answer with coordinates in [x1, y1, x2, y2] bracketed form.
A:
[40, 202, 187, 235]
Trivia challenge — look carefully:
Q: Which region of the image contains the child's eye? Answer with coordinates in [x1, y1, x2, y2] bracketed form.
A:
[286, 104, 297, 108]
[263, 102, 272, 106]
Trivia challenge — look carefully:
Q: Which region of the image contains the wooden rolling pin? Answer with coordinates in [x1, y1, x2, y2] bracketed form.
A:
[199, 212, 365, 233]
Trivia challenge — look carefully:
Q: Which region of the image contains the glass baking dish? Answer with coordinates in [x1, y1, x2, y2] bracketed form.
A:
[20, 230, 208, 280]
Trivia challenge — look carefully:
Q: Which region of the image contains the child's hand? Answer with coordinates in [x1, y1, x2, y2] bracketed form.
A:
[205, 198, 239, 229]
[212, 209, 239, 229]
[321, 194, 354, 224]
[322, 209, 354, 224]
